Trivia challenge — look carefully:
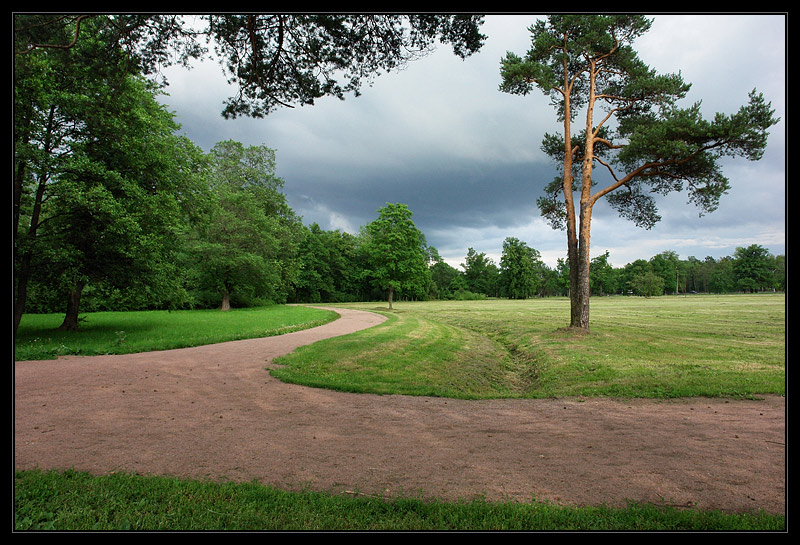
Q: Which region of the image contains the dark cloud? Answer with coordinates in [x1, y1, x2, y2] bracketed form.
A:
[161, 14, 785, 269]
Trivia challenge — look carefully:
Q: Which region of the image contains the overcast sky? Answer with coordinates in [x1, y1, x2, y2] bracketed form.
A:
[158, 14, 786, 269]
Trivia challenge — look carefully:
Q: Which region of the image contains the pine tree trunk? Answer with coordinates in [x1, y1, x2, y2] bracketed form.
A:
[571, 259, 591, 330]
[569, 198, 593, 331]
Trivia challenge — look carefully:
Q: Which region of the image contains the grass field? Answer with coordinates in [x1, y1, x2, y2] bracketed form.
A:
[273, 293, 785, 400]
[14, 294, 786, 530]
[14, 305, 339, 361]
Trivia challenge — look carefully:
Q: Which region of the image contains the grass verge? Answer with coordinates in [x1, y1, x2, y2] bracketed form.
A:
[14, 469, 785, 531]
[14, 305, 339, 361]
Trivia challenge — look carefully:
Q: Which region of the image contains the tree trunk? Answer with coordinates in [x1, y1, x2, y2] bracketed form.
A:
[387, 285, 394, 310]
[569, 207, 592, 331]
[220, 291, 231, 311]
[568, 58, 598, 332]
[58, 282, 86, 331]
[571, 246, 591, 330]
[14, 254, 32, 336]
[14, 105, 56, 336]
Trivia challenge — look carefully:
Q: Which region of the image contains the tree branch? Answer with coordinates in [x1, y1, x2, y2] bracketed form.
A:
[17, 14, 92, 55]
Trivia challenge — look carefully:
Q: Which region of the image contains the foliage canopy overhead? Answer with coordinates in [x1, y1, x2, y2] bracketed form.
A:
[15, 14, 487, 118]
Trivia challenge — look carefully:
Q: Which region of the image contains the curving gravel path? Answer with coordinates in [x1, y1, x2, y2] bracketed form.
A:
[15, 307, 785, 515]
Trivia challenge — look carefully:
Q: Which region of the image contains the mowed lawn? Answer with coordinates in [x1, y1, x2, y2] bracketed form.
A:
[272, 294, 785, 399]
[14, 305, 339, 361]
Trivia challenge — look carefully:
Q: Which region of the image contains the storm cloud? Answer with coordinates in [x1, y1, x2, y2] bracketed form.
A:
[159, 14, 786, 268]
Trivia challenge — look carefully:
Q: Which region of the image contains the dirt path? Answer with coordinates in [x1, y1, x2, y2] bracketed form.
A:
[15, 307, 785, 515]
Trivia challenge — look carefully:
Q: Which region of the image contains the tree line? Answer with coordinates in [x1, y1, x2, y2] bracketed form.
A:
[432, 244, 785, 301]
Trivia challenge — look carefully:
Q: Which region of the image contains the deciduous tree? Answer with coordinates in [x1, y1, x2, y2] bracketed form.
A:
[733, 244, 776, 293]
[362, 203, 430, 309]
[191, 141, 302, 310]
[499, 237, 540, 299]
[461, 247, 498, 297]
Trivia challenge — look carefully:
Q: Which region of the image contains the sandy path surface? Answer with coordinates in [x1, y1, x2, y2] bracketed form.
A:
[15, 307, 785, 515]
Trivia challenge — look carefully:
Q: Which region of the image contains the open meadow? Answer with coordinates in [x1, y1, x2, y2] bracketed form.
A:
[274, 294, 786, 400]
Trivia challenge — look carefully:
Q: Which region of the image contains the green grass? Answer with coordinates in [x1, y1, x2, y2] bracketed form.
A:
[14, 469, 785, 531]
[14, 305, 339, 361]
[273, 294, 785, 399]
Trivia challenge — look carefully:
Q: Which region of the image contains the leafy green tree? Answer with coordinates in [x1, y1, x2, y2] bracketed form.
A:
[362, 203, 430, 309]
[19, 71, 205, 330]
[191, 141, 302, 310]
[429, 255, 462, 300]
[461, 247, 498, 296]
[649, 250, 681, 295]
[14, 15, 210, 333]
[621, 259, 652, 295]
[14, 16, 121, 332]
[293, 224, 334, 304]
[630, 271, 665, 298]
[448, 274, 470, 295]
[500, 15, 779, 330]
[499, 237, 540, 299]
[590, 251, 616, 296]
[293, 223, 361, 303]
[708, 256, 737, 293]
[733, 244, 776, 293]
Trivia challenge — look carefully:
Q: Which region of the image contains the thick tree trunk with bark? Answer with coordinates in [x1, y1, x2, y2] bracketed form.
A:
[567, 59, 598, 332]
[571, 204, 593, 331]
[58, 282, 86, 331]
[220, 291, 231, 311]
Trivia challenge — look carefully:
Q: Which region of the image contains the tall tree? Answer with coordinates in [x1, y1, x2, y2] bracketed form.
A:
[191, 141, 302, 310]
[14, 14, 207, 332]
[500, 15, 778, 330]
[41, 77, 206, 330]
[362, 203, 430, 309]
[461, 247, 497, 296]
[499, 237, 540, 299]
